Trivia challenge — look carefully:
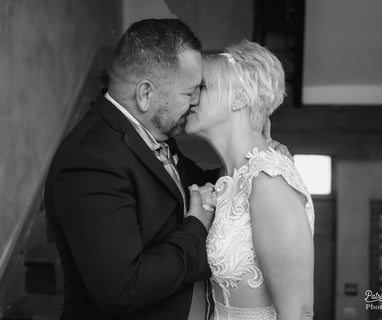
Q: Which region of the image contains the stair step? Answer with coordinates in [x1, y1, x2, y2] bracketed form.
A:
[24, 245, 62, 295]
[0, 294, 63, 320]
[24, 244, 59, 265]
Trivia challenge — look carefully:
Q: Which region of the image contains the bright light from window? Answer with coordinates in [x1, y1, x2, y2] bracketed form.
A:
[293, 155, 332, 195]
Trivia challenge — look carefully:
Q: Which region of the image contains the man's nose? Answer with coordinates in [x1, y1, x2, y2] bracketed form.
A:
[190, 87, 201, 106]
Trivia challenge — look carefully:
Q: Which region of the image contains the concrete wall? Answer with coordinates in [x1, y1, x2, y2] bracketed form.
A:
[122, 0, 253, 51]
[166, 0, 253, 51]
[0, 0, 120, 277]
[122, 0, 176, 32]
[336, 161, 382, 320]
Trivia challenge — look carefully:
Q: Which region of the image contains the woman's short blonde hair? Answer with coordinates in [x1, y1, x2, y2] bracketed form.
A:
[203, 39, 285, 131]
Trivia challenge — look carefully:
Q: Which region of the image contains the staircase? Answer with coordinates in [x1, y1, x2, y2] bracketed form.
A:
[0, 206, 64, 320]
[0, 45, 113, 320]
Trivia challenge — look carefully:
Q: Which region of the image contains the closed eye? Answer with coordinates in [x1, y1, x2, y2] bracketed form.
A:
[199, 80, 207, 90]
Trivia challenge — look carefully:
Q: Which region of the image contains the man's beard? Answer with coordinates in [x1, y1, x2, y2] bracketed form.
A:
[151, 108, 187, 137]
[168, 116, 187, 136]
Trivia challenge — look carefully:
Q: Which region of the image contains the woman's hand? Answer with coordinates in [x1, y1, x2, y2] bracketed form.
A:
[189, 183, 216, 212]
[187, 184, 215, 231]
[196, 183, 216, 212]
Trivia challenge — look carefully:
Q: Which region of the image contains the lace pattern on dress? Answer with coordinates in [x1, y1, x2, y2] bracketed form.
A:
[206, 147, 315, 311]
[207, 166, 264, 304]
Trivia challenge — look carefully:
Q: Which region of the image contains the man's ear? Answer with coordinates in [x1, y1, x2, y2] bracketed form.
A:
[136, 80, 154, 113]
[231, 90, 249, 111]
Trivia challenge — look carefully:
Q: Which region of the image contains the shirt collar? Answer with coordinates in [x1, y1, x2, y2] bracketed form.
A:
[105, 92, 161, 152]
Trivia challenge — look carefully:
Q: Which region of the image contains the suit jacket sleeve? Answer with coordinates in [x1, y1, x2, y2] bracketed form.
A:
[53, 147, 211, 315]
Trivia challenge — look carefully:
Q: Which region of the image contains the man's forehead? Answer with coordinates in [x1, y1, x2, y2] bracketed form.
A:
[178, 50, 202, 85]
[177, 48, 202, 73]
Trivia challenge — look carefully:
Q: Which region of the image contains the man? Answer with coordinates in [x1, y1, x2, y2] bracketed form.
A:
[45, 19, 217, 320]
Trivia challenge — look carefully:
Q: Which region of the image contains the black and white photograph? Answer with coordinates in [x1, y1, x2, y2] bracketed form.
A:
[0, 1, 382, 319]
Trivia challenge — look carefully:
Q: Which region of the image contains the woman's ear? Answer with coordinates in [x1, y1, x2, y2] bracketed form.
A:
[231, 90, 249, 111]
[136, 80, 154, 113]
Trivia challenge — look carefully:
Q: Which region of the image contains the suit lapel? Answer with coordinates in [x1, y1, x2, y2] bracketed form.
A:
[94, 95, 184, 206]
[122, 131, 184, 206]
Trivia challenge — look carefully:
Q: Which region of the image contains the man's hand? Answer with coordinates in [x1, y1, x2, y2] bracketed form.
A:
[187, 185, 214, 231]
[262, 118, 293, 161]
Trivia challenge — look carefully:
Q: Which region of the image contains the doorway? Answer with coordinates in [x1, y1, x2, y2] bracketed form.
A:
[313, 197, 336, 320]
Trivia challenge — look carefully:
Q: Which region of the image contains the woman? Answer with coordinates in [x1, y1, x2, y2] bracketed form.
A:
[186, 40, 315, 319]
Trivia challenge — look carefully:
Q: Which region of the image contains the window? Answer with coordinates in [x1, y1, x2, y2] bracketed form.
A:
[293, 155, 332, 195]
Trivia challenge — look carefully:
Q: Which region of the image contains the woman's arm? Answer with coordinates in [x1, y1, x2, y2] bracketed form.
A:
[249, 173, 314, 320]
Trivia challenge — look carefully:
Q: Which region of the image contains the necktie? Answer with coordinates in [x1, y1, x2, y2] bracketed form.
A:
[156, 142, 186, 214]
[165, 138, 178, 158]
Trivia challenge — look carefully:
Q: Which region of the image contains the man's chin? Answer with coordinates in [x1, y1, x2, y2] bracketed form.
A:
[168, 124, 185, 137]
[168, 118, 186, 137]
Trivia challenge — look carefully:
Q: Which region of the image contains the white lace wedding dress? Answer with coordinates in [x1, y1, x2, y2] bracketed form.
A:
[206, 147, 315, 320]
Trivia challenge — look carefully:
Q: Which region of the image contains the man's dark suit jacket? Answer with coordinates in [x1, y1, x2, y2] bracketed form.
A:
[44, 96, 218, 320]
